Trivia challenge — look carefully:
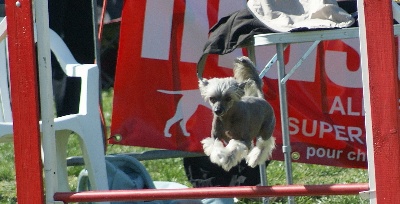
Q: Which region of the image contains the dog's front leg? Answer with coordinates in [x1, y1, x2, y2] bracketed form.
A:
[201, 117, 224, 157]
[203, 117, 232, 166]
[211, 116, 225, 140]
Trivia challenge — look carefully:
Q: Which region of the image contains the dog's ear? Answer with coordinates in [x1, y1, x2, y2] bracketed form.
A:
[238, 81, 247, 90]
[198, 78, 209, 100]
[232, 82, 244, 98]
[238, 79, 255, 91]
[238, 79, 258, 97]
[198, 78, 208, 87]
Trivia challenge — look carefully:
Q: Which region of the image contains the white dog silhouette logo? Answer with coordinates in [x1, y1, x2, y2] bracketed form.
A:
[157, 89, 210, 137]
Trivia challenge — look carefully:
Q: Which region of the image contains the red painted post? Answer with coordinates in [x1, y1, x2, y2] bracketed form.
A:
[358, 0, 400, 203]
[5, 0, 45, 203]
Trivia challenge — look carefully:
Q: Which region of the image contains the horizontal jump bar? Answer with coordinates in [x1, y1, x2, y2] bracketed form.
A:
[54, 183, 369, 203]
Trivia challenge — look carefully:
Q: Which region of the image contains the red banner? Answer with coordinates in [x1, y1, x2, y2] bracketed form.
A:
[110, 0, 396, 169]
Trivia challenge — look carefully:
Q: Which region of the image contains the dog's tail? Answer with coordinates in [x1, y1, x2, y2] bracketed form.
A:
[233, 56, 263, 98]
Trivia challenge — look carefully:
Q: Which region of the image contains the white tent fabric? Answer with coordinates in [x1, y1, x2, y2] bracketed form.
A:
[247, 0, 355, 32]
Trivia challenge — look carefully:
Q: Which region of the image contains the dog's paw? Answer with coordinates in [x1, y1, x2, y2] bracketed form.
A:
[246, 137, 276, 168]
[219, 140, 249, 171]
[246, 147, 262, 168]
[210, 149, 226, 165]
[221, 163, 235, 171]
[221, 153, 242, 171]
[201, 137, 216, 156]
[202, 138, 227, 166]
[221, 158, 241, 171]
[225, 139, 248, 159]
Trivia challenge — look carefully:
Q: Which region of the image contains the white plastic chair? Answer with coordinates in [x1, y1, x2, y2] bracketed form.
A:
[0, 17, 109, 194]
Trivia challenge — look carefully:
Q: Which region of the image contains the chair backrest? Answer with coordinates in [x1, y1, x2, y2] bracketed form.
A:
[0, 16, 86, 123]
[0, 17, 12, 123]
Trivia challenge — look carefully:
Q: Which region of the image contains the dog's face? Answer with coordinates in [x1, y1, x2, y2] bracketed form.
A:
[199, 77, 244, 116]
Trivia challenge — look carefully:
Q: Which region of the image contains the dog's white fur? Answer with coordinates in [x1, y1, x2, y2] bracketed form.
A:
[199, 56, 276, 171]
[246, 137, 276, 168]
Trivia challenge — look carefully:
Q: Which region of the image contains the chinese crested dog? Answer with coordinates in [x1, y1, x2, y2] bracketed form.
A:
[199, 56, 276, 171]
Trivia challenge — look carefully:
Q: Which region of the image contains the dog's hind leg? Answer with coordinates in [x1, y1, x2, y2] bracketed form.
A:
[246, 106, 276, 166]
[246, 137, 276, 168]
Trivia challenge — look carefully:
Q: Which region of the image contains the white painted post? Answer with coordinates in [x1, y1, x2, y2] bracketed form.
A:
[34, 0, 58, 203]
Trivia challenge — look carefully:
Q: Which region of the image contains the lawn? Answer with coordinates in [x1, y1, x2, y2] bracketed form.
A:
[0, 88, 369, 203]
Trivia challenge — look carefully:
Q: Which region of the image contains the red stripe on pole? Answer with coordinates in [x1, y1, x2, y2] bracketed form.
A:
[5, 0, 44, 203]
[361, 0, 400, 203]
[54, 184, 369, 203]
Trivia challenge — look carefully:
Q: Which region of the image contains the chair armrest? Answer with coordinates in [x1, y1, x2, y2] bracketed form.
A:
[48, 29, 100, 116]
[65, 63, 100, 116]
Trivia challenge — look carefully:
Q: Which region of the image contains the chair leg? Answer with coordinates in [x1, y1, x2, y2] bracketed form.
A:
[78, 136, 110, 204]
[77, 129, 109, 192]
[55, 130, 72, 192]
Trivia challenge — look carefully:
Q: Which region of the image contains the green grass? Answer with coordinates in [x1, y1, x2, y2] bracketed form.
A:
[0, 88, 369, 203]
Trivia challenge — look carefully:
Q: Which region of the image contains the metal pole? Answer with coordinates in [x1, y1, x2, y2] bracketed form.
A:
[247, 46, 269, 204]
[276, 43, 294, 204]
[91, 0, 102, 91]
[259, 163, 269, 204]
